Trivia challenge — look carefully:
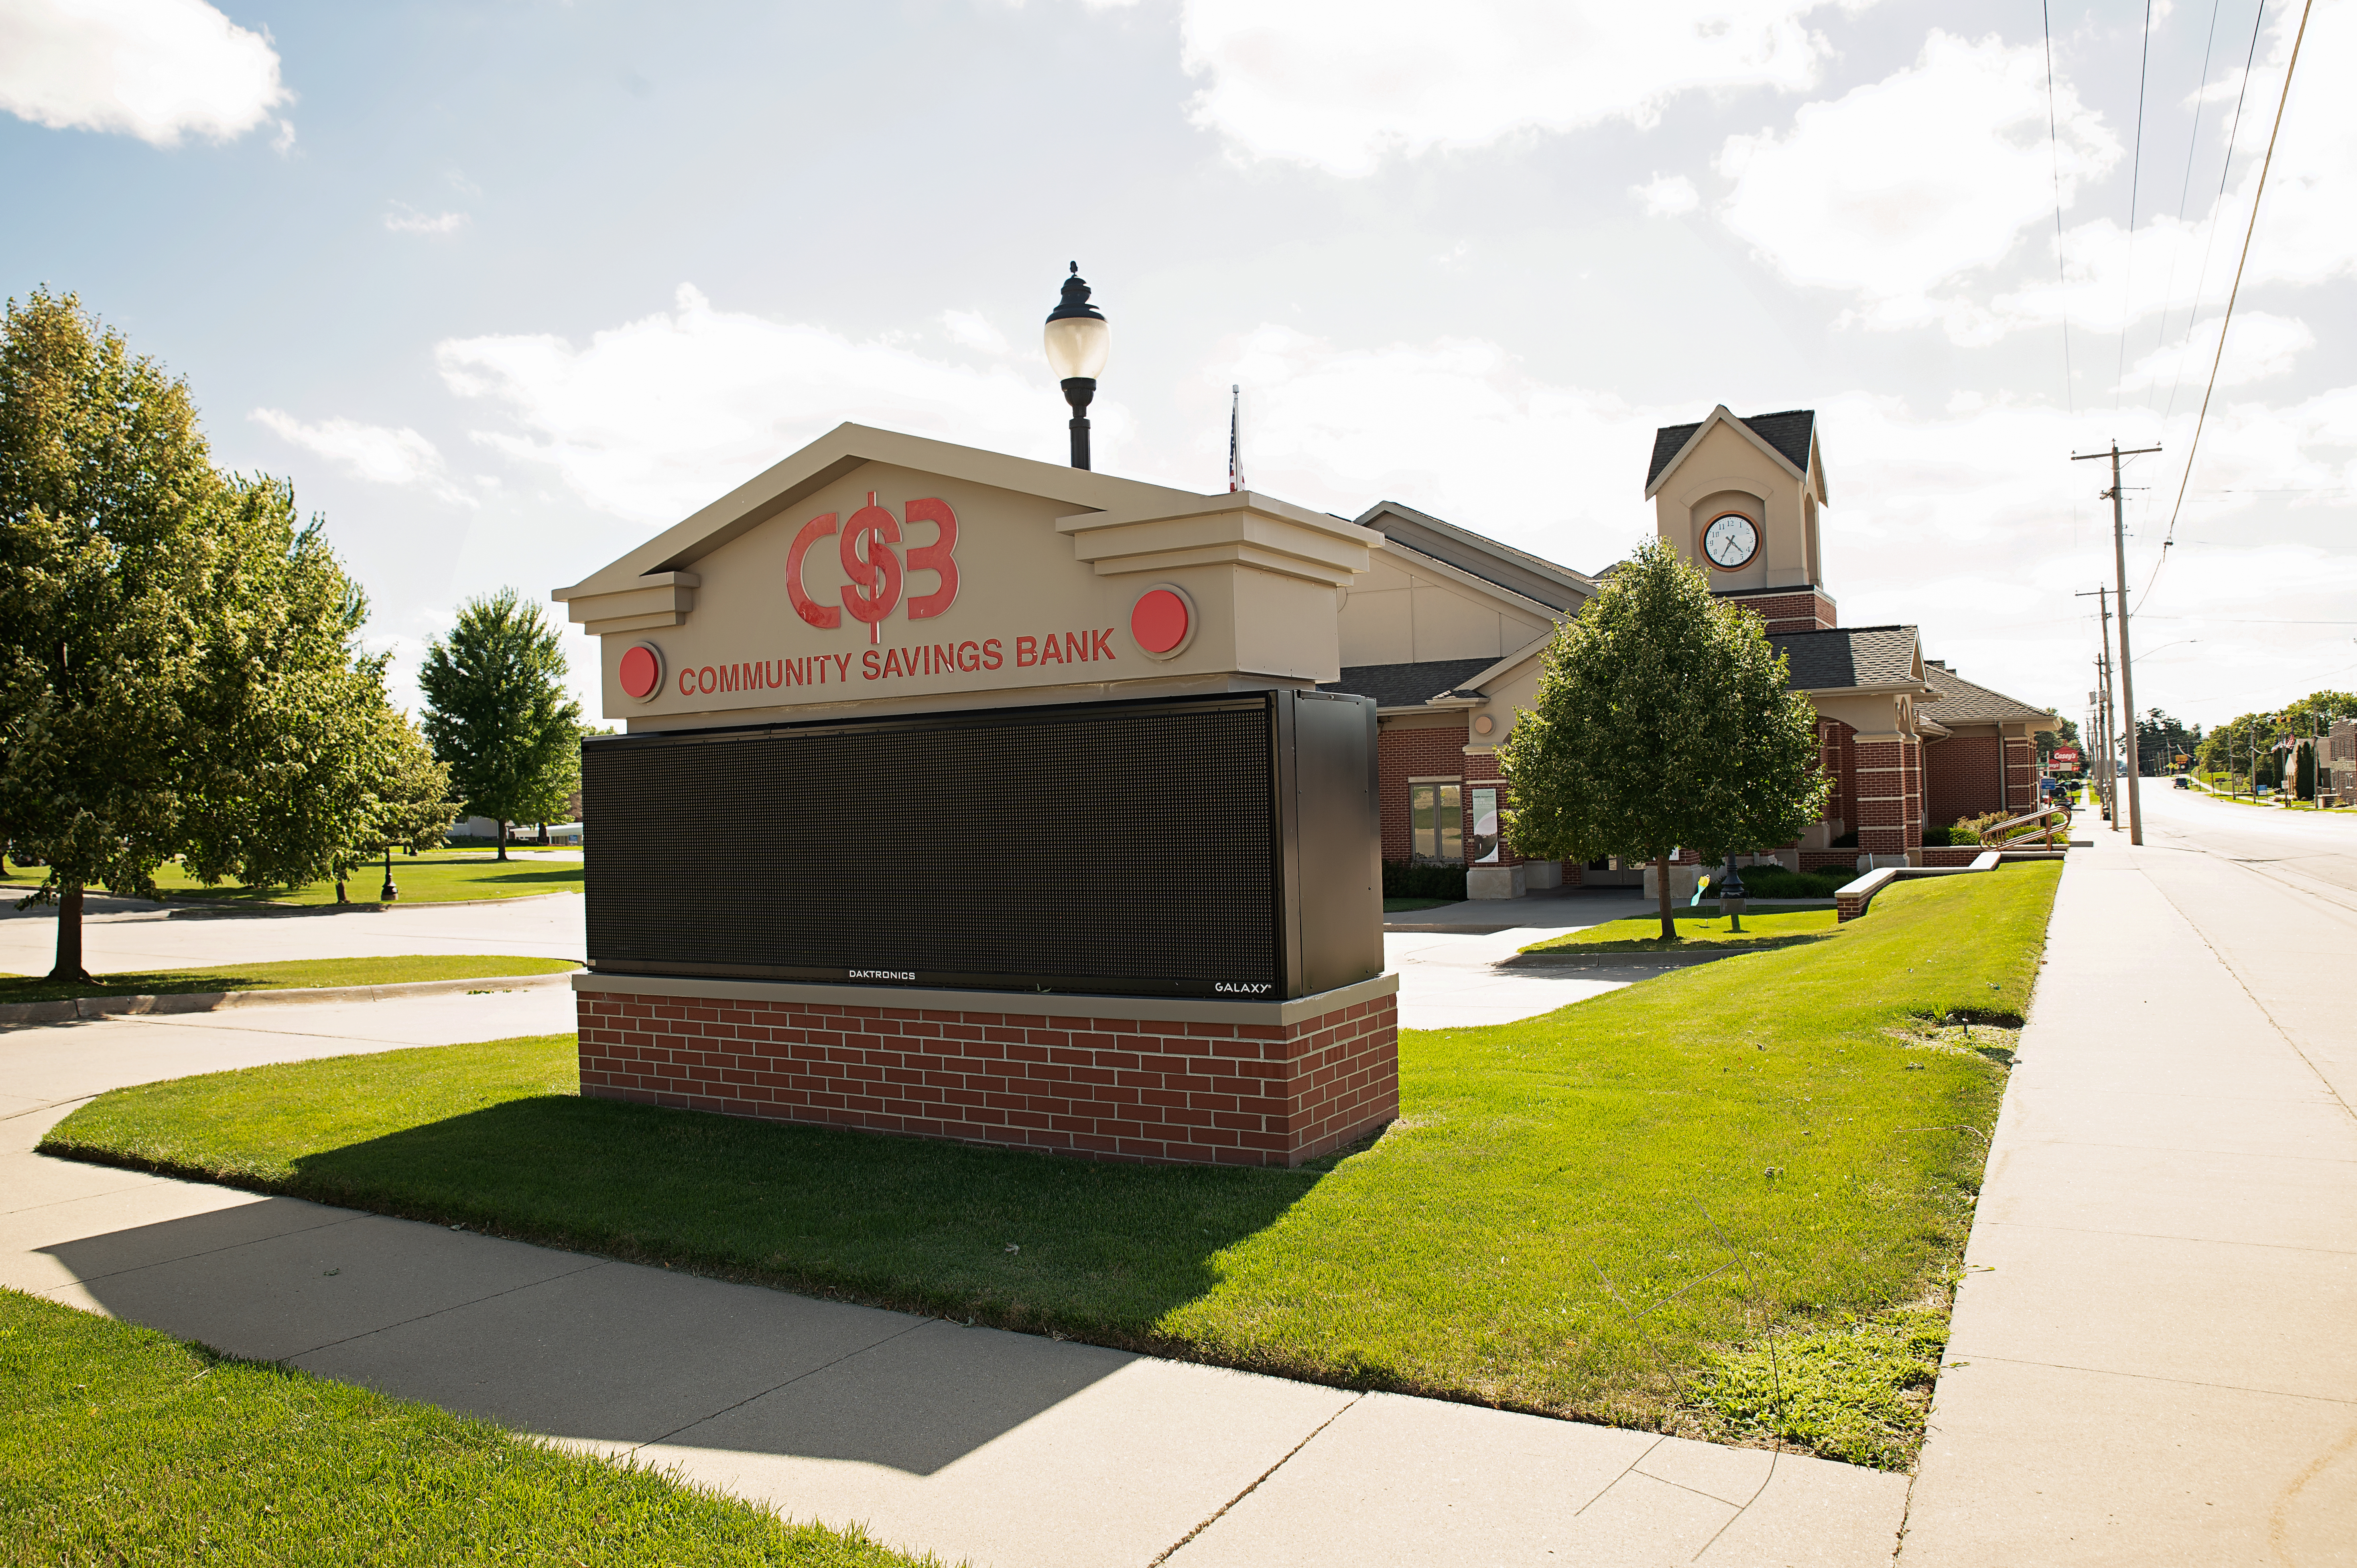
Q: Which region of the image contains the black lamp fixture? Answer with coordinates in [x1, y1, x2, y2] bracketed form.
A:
[1043, 262, 1109, 470]
[1717, 853, 1747, 932]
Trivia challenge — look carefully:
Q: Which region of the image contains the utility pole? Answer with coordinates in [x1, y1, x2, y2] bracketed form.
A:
[2077, 586, 2119, 831]
[2074, 441, 2162, 845]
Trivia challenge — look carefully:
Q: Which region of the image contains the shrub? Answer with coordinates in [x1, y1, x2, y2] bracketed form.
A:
[1952, 812, 2009, 844]
[1732, 863, 1851, 899]
[1383, 859, 1467, 900]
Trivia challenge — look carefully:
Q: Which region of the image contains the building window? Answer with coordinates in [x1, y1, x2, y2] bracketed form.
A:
[1410, 780, 1462, 862]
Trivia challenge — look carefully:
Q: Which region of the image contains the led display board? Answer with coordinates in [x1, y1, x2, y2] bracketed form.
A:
[583, 689, 1381, 1000]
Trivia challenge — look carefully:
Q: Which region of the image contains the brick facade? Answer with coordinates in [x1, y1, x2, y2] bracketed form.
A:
[575, 981, 1399, 1168]
[1376, 721, 1575, 882]
[1925, 735, 2003, 830]
[1851, 737, 1924, 858]
[1720, 588, 1837, 634]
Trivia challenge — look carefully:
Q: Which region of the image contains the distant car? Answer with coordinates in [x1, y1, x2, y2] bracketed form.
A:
[2174, 776, 2191, 789]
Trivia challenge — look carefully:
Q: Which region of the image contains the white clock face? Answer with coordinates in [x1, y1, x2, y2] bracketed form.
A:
[1703, 513, 1760, 569]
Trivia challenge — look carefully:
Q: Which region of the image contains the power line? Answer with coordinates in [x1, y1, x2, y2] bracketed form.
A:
[2148, 0, 2312, 612]
[2143, 0, 2226, 410]
[2162, 0, 2270, 426]
[2041, 0, 2076, 414]
[2114, 0, 2157, 408]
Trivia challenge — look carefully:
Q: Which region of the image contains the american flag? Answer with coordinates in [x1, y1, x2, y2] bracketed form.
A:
[1228, 384, 1244, 494]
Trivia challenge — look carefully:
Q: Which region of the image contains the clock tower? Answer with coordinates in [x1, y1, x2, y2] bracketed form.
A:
[1644, 406, 1834, 634]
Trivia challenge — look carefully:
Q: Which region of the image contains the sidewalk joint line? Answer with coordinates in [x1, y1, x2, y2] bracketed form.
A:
[627, 1314, 935, 1456]
[1573, 1435, 1665, 1517]
[1979, 1218, 2357, 1256]
[41, 1211, 366, 1291]
[284, 1255, 614, 1362]
[1147, 1391, 1364, 1566]
[1687, 1445, 1783, 1562]
[1952, 1353, 2356, 1406]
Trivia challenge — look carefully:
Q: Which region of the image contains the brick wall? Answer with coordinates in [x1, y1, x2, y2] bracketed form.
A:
[1926, 735, 2004, 829]
[1721, 589, 1837, 633]
[1378, 721, 1471, 864]
[1853, 737, 1924, 858]
[576, 985, 1399, 1168]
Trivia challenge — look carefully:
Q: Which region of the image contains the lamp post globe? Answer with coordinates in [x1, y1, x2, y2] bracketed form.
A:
[1044, 262, 1109, 470]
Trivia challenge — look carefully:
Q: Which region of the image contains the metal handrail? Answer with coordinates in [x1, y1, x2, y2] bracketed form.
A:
[1979, 806, 2069, 849]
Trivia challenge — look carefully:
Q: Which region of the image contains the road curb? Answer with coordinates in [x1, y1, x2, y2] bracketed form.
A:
[0, 969, 581, 1027]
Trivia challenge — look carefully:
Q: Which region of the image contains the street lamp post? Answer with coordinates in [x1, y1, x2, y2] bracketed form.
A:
[1043, 262, 1109, 470]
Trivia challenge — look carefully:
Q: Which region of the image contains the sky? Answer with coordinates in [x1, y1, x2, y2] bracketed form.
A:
[4, 0, 2354, 741]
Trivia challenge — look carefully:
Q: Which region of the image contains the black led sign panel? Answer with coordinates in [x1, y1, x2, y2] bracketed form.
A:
[583, 689, 1381, 999]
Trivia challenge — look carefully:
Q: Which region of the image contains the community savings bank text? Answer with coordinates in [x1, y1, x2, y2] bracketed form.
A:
[672, 627, 1119, 698]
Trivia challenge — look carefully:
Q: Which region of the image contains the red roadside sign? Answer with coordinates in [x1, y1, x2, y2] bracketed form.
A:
[2051, 747, 2081, 768]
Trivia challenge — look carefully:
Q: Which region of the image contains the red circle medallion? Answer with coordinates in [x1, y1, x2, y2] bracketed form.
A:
[1131, 589, 1190, 654]
[618, 643, 662, 700]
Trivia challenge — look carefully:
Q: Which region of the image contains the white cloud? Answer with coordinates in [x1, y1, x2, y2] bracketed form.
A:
[385, 203, 467, 236]
[0, 0, 291, 147]
[1716, 30, 2119, 337]
[1179, 0, 1859, 178]
[250, 408, 475, 506]
[2117, 311, 2312, 394]
[436, 284, 1105, 525]
[939, 308, 1010, 355]
[1632, 173, 1700, 217]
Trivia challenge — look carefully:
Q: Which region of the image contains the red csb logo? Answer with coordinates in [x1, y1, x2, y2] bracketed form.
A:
[786, 492, 959, 643]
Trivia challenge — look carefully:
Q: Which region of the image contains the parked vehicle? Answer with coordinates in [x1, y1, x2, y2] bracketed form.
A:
[2174, 776, 2191, 790]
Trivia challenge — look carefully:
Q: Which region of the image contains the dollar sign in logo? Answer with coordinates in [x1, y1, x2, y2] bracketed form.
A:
[839, 492, 903, 644]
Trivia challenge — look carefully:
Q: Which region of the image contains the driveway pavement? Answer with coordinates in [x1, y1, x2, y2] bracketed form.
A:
[3, 989, 1909, 1568]
[1899, 784, 2357, 1564]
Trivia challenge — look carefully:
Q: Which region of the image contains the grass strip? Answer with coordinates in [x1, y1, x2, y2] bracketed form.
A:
[0, 851, 583, 907]
[1518, 910, 1839, 955]
[0, 1288, 934, 1566]
[42, 866, 2058, 1463]
[0, 955, 579, 1006]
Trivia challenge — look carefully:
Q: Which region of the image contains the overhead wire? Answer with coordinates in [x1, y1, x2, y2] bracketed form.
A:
[2113, 0, 2157, 407]
[2142, 0, 2227, 412]
[2041, 0, 2076, 414]
[2162, 0, 2271, 424]
[2144, 0, 2313, 613]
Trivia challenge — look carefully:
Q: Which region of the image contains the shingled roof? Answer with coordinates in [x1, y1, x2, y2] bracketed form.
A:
[1766, 625, 1919, 691]
[1920, 662, 2053, 725]
[1647, 409, 1816, 490]
[1320, 658, 1501, 709]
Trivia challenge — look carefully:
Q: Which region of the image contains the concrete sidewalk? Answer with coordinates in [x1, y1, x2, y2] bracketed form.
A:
[4, 991, 1909, 1568]
[1900, 803, 2357, 1564]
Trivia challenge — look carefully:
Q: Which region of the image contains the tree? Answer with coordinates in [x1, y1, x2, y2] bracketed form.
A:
[1499, 538, 1829, 940]
[2036, 714, 2081, 764]
[2294, 738, 2318, 801]
[419, 589, 583, 861]
[0, 291, 454, 979]
[2134, 709, 2201, 776]
[0, 291, 215, 979]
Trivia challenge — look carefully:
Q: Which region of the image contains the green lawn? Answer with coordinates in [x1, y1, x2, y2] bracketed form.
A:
[0, 1289, 933, 1566]
[0, 850, 582, 906]
[0, 955, 579, 1006]
[1518, 909, 1840, 955]
[42, 865, 2059, 1465]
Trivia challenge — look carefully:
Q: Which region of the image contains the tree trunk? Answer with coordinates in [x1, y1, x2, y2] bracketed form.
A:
[48, 880, 91, 985]
[497, 819, 509, 862]
[1656, 847, 1676, 942]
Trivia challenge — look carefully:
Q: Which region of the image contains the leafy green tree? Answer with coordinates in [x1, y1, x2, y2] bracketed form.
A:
[2294, 738, 2318, 801]
[1499, 538, 1829, 940]
[0, 291, 217, 979]
[419, 589, 583, 861]
[2284, 689, 2356, 737]
[0, 291, 452, 980]
[2134, 709, 2201, 776]
[2036, 714, 2081, 764]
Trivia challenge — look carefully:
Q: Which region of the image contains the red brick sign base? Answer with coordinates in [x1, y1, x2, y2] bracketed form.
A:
[575, 982, 1399, 1168]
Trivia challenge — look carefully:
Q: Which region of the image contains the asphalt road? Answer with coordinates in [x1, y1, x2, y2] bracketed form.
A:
[2115, 779, 2357, 908]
